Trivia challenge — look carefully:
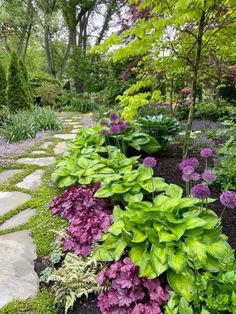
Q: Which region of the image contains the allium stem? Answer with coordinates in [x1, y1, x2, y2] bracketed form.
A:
[151, 169, 155, 199]
[220, 206, 226, 218]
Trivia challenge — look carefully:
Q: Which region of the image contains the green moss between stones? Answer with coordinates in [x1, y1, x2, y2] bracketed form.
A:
[0, 290, 57, 314]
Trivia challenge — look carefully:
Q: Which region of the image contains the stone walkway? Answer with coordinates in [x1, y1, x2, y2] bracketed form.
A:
[0, 113, 85, 308]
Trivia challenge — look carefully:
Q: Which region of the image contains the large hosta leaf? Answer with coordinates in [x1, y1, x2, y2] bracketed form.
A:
[185, 238, 207, 264]
[167, 269, 195, 301]
[167, 250, 186, 273]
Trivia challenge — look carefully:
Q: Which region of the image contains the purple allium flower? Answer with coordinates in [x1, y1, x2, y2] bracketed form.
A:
[100, 129, 107, 136]
[200, 147, 213, 158]
[182, 166, 194, 175]
[220, 191, 236, 209]
[143, 157, 157, 168]
[190, 172, 201, 181]
[178, 157, 199, 171]
[182, 174, 191, 182]
[191, 184, 211, 199]
[109, 112, 119, 122]
[109, 123, 120, 134]
[202, 170, 216, 183]
[180, 87, 191, 95]
[100, 119, 109, 126]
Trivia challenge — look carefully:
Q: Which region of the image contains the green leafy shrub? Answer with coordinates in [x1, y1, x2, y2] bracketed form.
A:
[138, 115, 181, 148]
[165, 270, 236, 313]
[0, 106, 9, 126]
[94, 185, 234, 301]
[7, 51, 32, 112]
[36, 82, 59, 106]
[70, 97, 98, 113]
[195, 103, 233, 121]
[215, 155, 236, 190]
[33, 106, 63, 130]
[47, 252, 106, 313]
[138, 104, 170, 117]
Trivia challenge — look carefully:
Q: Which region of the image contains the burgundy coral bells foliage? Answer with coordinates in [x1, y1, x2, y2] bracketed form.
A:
[97, 257, 169, 314]
[220, 191, 236, 209]
[191, 183, 211, 199]
[50, 184, 112, 256]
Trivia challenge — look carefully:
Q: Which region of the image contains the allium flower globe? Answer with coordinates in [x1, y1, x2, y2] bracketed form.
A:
[202, 170, 216, 183]
[191, 184, 211, 199]
[182, 166, 194, 175]
[100, 129, 107, 136]
[200, 147, 213, 158]
[178, 157, 199, 171]
[109, 113, 119, 121]
[143, 157, 157, 168]
[220, 191, 236, 209]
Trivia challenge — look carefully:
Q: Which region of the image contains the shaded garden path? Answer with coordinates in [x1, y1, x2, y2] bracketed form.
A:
[0, 113, 86, 308]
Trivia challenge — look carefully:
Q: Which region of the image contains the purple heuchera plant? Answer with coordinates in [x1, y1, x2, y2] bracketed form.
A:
[97, 257, 169, 314]
[50, 184, 112, 256]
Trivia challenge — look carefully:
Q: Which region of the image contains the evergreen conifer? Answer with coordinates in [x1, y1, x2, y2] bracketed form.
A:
[7, 51, 32, 111]
[0, 62, 7, 108]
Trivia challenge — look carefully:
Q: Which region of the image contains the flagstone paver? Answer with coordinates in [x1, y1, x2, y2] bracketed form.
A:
[16, 157, 55, 167]
[31, 150, 47, 155]
[53, 134, 76, 140]
[0, 208, 36, 230]
[39, 141, 53, 149]
[0, 191, 31, 216]
[0, 230, 38, 307]
[71, 128, 80, 134]
[16, 170, 45, 190]
[53, 142, 67, 155]
[0, 113, 84, 308]
[0, 169, 23, 184]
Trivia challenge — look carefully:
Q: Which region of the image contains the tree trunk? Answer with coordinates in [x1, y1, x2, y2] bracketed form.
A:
[44, 23, 54, 75]
[22, 23, 32, 62]
[96, 0, 116, 45]
[17, 0, 33, 56]
[183, 5, 206, 158]
[170, 76, 174, 117]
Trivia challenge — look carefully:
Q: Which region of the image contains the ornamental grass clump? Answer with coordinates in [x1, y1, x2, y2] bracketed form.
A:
[96, 257, 169, 314]
[50, 184, 112, 256]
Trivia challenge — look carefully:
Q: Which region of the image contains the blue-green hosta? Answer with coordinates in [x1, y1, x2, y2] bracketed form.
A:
[93, 184, 234, 301]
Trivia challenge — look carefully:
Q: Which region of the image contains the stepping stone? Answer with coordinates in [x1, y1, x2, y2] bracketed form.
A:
[16, 170, 44, 190]
[31, 150, 47, 155]
[71, 128, 80, 134]
[64, 119, 73, 122]
[0, 192, 31, 216]
[68, 122, 81, 125]
[16, 157, 55, 167]
[0, 169, 23, 184]
[0, 208, 36, 230]
[0, 230, 39, 308]
[53, 134, 76, 140]
[53, 142, 67, 155]
[40, 141, 52, 149]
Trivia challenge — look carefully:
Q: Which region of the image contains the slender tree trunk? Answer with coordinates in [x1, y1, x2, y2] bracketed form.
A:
[183, 6, 206, 158]
[44, 23, 54, 75]
[170, 76, 174, 117]
[17, 0, 33, 56]
[22, 23, 32, 62]
[96, 0, 116, 45]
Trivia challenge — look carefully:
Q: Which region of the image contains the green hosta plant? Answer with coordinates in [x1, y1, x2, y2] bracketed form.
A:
[94, 184, 234, 301]
[165, 269, 236, 313]
[52, 148, 167, 202]
[138, 115, 181, 148]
